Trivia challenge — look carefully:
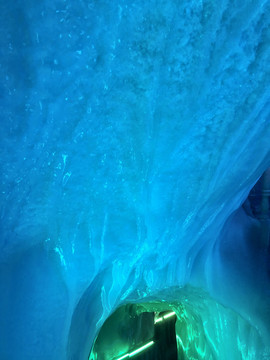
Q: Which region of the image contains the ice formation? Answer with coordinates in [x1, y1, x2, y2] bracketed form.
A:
[0, 0, 270, 359]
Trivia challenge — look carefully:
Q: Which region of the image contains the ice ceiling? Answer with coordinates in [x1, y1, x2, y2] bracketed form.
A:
[0, 0, 270, 359]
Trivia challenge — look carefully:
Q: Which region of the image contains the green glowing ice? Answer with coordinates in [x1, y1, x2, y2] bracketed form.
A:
[89, 287, 270, 360]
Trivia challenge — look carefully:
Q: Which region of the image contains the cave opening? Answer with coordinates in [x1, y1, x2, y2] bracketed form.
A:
[68, 283, 270, 360]
[88, 305, 178, 360]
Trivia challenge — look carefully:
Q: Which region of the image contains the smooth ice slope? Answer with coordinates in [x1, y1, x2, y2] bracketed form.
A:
[0, 0, 270, 359]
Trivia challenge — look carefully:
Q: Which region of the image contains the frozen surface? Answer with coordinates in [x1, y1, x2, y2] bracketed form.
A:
[0, 0, 270, 359]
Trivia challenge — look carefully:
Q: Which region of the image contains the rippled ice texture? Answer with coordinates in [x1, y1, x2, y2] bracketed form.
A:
[0, 0, 270, 359]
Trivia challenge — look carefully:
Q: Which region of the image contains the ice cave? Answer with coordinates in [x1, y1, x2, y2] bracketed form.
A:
[0, 0, 270, 359]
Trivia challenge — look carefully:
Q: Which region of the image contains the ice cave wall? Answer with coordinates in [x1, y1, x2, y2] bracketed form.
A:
[0, 0, 270, 359]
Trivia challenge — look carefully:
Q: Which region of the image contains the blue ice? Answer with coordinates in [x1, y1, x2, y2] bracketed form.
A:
[0, 0, 270, 359]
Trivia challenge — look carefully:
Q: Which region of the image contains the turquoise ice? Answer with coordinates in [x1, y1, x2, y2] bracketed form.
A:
[0, 0, 270, 359]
